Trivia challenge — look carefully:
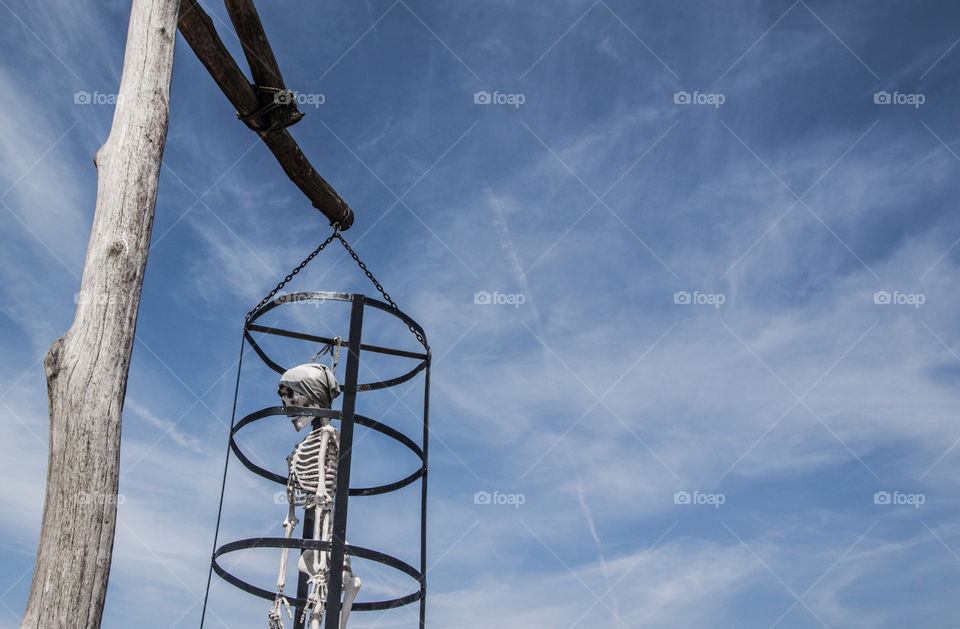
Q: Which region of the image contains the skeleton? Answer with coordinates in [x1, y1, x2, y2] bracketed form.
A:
[269, 363, 361, 629]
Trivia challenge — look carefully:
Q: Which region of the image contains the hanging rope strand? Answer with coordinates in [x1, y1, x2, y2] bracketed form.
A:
[309, 336, 341, 371]
[331, 337, 341, 372]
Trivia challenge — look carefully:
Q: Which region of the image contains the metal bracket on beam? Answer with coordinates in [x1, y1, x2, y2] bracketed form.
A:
[238, 85, 304, 133]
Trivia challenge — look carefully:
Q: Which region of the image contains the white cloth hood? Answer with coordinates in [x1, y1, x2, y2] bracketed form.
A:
[279, 363, 341, 409]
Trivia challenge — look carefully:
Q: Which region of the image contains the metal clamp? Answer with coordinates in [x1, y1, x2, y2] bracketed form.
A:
[237, 85, 304, 132]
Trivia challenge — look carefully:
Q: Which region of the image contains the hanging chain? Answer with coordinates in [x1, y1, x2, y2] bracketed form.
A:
[335, 233, 431, 356]
[246, 227, 431, 357]
[245, 231, 338, 320]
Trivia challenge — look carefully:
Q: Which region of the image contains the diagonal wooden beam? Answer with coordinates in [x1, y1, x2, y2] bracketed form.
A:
[178, 0, 259, 113]
[177, 0, 354, 228]
[222, 0, 305, 131]
[224, 0, 285, 90]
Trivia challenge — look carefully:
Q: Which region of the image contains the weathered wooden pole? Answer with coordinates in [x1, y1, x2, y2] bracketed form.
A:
[20, 0, 180, 627]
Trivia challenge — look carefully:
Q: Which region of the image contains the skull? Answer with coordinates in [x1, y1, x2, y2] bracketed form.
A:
[278, 363, 340, 431]
[278, 384, 323, 431]
[278, 384, 318, 408]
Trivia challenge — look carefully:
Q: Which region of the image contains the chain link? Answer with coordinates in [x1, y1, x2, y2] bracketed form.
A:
[246, 228, 431, 357]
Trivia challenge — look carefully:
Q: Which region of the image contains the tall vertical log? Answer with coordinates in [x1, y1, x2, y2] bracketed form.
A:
[20, 0, 180, 627]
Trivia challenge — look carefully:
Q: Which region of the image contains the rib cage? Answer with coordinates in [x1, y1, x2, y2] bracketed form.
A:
[288, 425, 339, 505]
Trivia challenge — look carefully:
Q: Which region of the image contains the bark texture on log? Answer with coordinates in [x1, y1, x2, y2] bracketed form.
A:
[177, 0, 354, 228]
[20, 0, 180, 627]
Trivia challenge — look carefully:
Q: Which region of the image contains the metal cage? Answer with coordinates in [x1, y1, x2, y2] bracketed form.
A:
[201, 291, 430, 629]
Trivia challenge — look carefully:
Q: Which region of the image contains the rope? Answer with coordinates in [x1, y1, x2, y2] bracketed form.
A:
[310, 336, 341, 372]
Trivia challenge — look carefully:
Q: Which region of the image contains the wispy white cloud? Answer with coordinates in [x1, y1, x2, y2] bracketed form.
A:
[125, 397, 206, 455]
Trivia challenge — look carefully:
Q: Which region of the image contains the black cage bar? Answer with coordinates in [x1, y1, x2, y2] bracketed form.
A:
[202, 291, 430, 629]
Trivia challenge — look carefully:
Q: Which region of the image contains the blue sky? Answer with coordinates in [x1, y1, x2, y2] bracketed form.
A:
[3, 0, 960, 627]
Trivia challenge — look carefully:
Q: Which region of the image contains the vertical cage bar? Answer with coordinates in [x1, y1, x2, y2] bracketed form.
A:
[199, 334, 246, 629]
[323, 295, 364, 629]
[419, 362, 430, 628]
